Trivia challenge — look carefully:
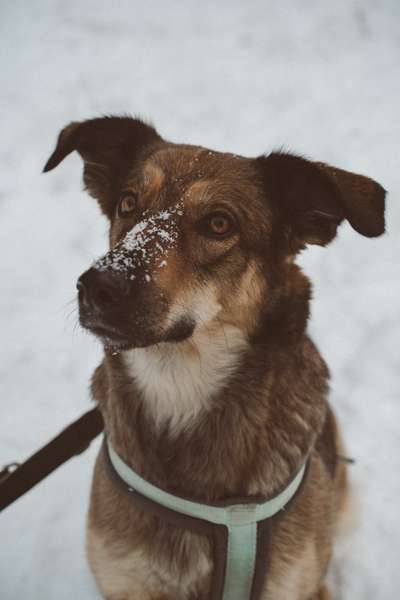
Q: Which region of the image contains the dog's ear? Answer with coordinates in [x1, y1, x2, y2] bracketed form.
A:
[43, 116, 162, 218]
[256, 152, 386, 250]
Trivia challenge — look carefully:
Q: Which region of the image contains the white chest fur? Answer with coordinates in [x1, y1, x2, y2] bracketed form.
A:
[123, 324, 248, 435]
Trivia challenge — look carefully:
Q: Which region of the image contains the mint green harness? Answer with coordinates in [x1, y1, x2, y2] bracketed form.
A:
[107, 440, 306, 600]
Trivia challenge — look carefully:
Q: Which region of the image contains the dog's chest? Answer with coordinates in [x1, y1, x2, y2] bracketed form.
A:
[88, 523, 318, 600]
[122, 325, 248, 435]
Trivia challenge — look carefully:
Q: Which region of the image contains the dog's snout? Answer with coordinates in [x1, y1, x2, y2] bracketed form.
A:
[77, 268, 128, 312]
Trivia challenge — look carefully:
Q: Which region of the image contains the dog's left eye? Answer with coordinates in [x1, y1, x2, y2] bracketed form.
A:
[118, 193, 138, 217]
[197, 212, 236, 239]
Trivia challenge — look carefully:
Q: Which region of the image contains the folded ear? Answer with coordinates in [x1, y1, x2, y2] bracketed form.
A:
[43, 116, 162, 218]
[256, 152, 386, 251]
[315, 161, 386, 237]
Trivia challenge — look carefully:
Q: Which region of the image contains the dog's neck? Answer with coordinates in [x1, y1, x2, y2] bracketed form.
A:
[99, 313, 327, 500]
[123, 323, 248, 436]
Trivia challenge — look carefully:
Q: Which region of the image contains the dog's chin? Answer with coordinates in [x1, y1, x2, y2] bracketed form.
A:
[80, 315, 195, 352]
[79, 319, 131, 351]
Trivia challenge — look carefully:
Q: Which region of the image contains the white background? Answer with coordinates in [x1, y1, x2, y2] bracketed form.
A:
[1, 1, 399, 598]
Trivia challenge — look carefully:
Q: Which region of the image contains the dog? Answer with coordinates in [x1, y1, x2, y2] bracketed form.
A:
[44, 116, 385, 600]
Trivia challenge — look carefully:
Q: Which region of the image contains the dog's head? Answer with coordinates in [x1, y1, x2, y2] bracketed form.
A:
[44, 116, 386, 350]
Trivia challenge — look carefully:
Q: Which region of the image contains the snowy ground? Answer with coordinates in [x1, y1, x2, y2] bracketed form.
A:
[1, 1, 399, 598]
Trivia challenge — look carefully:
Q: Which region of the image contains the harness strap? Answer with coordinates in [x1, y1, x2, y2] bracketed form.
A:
[0, 407, 104, 512]
[108, 441, 306, 526]
[106, 440, 307, 600]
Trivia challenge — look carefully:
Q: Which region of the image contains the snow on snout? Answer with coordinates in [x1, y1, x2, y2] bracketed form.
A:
[94, 203, 183, 281]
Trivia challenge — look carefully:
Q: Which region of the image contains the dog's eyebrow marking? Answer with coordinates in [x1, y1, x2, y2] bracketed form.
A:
[185, 179, 212, 204]
[142, 162, 165, 189]
[94, 203, 183, 281]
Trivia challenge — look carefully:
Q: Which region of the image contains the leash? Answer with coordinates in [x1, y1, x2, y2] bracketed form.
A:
[0, 407, 104, 512]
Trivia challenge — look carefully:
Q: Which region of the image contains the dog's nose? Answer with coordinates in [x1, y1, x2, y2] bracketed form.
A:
[77, 268, 128, 312]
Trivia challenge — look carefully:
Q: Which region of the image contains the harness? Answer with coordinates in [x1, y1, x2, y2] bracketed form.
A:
[104, 409, 337, 600]
[105, 439, 307, 600]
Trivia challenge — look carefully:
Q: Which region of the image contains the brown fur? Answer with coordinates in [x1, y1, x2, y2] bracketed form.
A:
[44, 116, 386, 599]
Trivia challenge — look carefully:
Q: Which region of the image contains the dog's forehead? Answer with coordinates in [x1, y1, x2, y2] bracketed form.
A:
[142, 144, 257, 199]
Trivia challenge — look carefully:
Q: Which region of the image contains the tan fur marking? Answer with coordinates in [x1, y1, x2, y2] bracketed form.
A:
[220, 261, 266, 334]
[263, 541, 319, 600]
[185, 179, 212, 205]
[142, 162, 165, 194]
[87, 527, 212, 600]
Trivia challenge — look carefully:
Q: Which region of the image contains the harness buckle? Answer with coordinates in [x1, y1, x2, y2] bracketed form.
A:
[0, 462, 20, 484]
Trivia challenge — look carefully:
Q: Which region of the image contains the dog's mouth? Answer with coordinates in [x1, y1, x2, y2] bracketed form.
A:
[80, 315, 133, 350]
[80, 311, 195, 351]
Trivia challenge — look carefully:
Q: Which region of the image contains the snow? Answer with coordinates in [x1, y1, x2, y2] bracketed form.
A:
[0, 1, 399, 598]
[95, 205, 181, 280]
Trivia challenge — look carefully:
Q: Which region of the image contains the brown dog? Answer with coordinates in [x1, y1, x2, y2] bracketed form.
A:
[44, 116, 385, 600]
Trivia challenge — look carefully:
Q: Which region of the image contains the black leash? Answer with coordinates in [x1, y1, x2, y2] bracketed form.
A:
[0, 407, 104, 512]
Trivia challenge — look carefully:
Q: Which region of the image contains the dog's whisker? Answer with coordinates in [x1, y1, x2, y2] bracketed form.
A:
[65, 306, 78, 321]
[58, 296, 78, 317]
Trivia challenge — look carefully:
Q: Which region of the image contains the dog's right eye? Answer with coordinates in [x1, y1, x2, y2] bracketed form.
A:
[117, 193, 138, 217]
